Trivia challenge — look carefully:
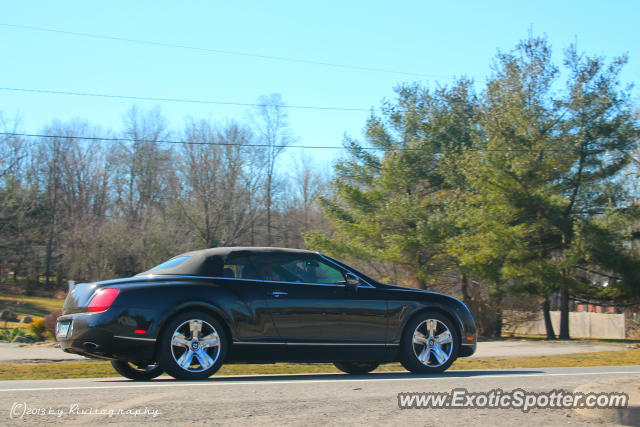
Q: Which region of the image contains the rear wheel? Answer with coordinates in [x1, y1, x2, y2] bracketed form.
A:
[158, 311, 227, 380]
[400, 312, 459, 374]
[333, 361, 379, 374]
[110, 360, 163, 380]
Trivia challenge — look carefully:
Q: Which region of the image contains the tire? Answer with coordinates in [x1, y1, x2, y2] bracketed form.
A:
[400, 311, 459, 374]
[158, 311, 228, 380]
[334, 361, 380, 375]
[110, 360, 163, 380]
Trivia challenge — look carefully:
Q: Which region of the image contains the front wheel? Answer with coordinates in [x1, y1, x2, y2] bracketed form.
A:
[110, 360, 163, 380]
[400, 312, 459, 374]
[334, 361, 379, 375]
[158, 311, 227, 380]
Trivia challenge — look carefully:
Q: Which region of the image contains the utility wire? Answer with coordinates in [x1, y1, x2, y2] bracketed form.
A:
[0, 132, 565, 152]
[0, 87, 373, 112]
[0, 23, 454, 79]
[0, 132, 371, 150]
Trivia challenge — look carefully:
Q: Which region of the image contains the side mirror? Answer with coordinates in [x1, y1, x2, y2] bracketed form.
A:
[345, 273, 360, 290]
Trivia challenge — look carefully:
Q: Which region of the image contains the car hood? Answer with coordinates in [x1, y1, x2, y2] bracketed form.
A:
[379, 282, 466, 305]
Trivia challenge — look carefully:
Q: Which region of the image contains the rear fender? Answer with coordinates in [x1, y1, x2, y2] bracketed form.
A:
[156, 301, 237, 340]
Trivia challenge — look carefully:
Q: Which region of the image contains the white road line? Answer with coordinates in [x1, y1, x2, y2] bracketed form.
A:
[0, 370, 639, 392]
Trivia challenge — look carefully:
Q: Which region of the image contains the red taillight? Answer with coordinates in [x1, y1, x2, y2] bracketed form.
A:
[87, 288, 120, 312]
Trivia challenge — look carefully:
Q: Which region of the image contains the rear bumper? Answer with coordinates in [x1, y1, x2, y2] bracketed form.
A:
[57, 308, 158, 363]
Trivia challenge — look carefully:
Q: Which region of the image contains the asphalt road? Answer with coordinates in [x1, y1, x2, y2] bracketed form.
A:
[1, 366, 638, 425]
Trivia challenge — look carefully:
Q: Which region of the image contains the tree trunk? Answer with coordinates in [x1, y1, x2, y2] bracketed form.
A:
[461, 273, 471, 306]
[13, 261, 19, 283]
[55, 269, 63, 288]
[543, 297, 556, 340]
[489, 289, 503, 338]
[559, 284, 570, 339]
[45, 166, 60, 287]
[493, 308, 503, 338]
[44, 212, 56, 286]
[266, 175, 272, 246]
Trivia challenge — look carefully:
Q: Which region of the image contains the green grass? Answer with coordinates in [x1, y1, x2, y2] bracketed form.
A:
[0, 349, 637, 381]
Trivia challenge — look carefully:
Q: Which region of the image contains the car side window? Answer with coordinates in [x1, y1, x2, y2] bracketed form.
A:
[251, 254, 345, 285]
[309, 260, 346, 284]
[223, 256, 261, 280]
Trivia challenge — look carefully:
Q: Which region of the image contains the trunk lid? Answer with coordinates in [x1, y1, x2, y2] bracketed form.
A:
[61, 277, 141, 314]
[62, 282, 102, 314]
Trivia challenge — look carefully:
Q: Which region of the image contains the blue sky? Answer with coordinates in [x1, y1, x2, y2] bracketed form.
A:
[1, 1, 639, 168]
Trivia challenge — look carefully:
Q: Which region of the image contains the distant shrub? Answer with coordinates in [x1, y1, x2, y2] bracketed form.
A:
[1, 309, 18, 322]
[44, 309, 63, 338]
[29, 318, 46, 341]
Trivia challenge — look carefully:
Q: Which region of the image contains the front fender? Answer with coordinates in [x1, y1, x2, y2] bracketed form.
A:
[393, 303, 466, 342]
[385, 290, 477, 351]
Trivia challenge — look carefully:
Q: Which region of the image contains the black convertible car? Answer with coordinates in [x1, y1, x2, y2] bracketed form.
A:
[57, 247, 476, 380]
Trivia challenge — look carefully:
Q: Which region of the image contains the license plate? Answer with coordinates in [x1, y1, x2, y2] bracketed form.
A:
[56, 322, 71, 340]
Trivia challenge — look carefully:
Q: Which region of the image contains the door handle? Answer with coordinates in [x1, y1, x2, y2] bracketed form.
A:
[272, 291, 288, 297]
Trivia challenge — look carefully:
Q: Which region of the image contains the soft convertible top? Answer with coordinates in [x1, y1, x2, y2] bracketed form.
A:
[136, 247, 316, 277]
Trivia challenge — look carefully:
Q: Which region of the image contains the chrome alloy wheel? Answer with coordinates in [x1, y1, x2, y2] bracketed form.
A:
[170, 319, 221, 372]
[411, 318, 454, 367]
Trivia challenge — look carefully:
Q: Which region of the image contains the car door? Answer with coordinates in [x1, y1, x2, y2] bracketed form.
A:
[220, 253, 280, 340]
[255, 253, 389, 343]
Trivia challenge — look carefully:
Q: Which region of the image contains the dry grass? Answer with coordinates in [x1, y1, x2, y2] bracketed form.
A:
[0, 349, 637, 381]
[0, 294, 63, 320]
[0, 294, 64, 337]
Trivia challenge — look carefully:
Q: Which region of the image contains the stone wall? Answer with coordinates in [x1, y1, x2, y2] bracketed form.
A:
[509, 311, 626, 339]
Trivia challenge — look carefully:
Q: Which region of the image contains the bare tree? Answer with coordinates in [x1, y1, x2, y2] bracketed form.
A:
[33, 122, 67, 286]
[0, 113, 26, 181]
[253, 94, 294, 245]
[0, 105, 329, 289]
[113, 106, 173, 221]
[0, 113, 30, 286]
[179, 120, 262, 247]
[292, 152, 328, 230]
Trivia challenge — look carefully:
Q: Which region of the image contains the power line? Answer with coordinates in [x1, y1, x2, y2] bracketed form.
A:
[0, 132, 362, 150]
[0, 132, 565, 152]
[0, 87, 373, 112]
[0, 23, 454, 80]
